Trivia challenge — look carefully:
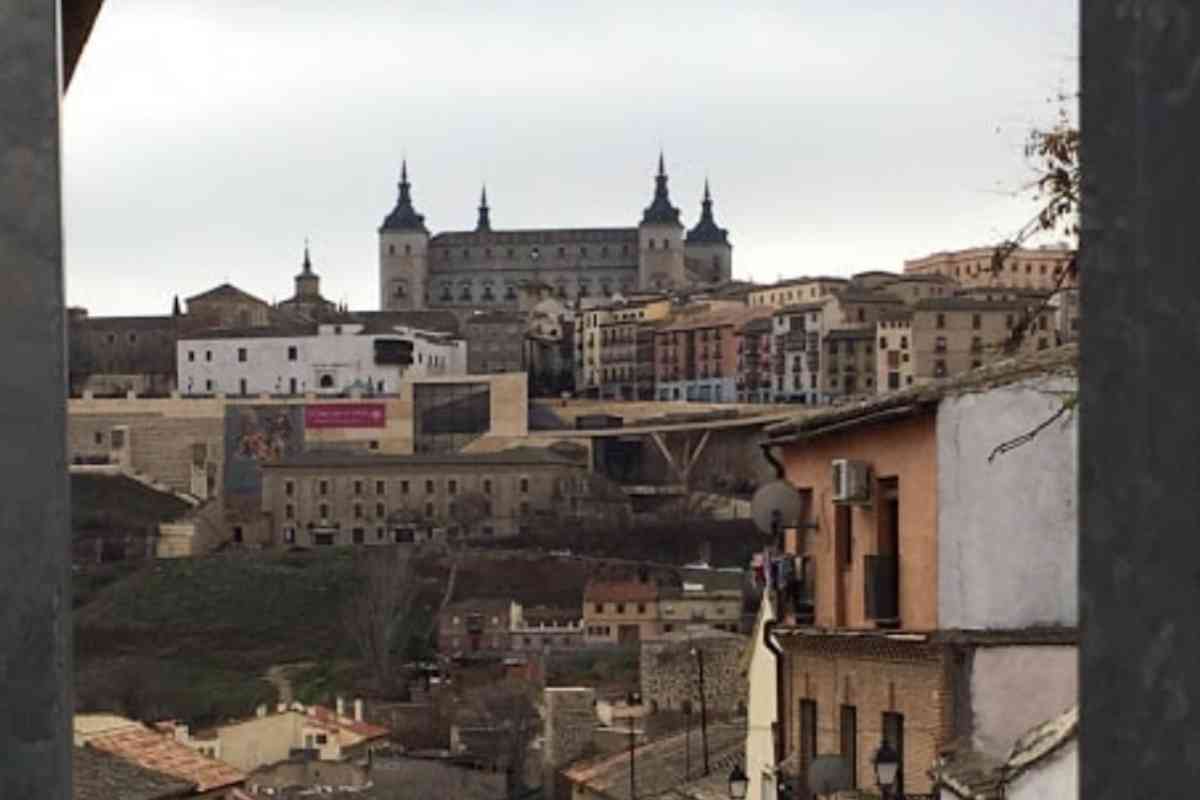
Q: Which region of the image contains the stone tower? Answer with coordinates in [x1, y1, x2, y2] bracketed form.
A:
[379, 161, 430, 311]
[295, 240, 321, 300]
[637, 153, 685, 291]
[684, 180, 733, 284]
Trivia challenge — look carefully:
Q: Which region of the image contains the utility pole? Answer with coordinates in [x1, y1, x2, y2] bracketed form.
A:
[628, 719, 636, 800]
[696, 646, 710, 776]
[684, 701, 692, 780]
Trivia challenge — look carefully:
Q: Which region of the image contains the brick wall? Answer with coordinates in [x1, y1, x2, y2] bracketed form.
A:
[781, 635, 950, 795]
[640, 630, 748, 715]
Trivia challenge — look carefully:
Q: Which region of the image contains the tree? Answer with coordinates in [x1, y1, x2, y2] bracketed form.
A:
[343, 547, 420, 699]
[460, 679, 541, 798]
[992, 94, 1080, 353]
[449, 490, 492, 538]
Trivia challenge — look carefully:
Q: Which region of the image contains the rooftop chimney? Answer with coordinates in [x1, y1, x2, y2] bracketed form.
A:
[354, 699, 364, 723]
[336, 697, 345, 718]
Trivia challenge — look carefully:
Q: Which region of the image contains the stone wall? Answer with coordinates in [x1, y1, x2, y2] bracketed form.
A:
[542, 687, 596, 800]
[640, 629, 749, 715]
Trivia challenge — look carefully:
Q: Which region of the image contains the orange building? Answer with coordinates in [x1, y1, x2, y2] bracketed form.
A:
[756, 346, 1079, 797]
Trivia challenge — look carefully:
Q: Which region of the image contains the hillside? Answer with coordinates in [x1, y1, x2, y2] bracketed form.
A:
[71, 472, 192, 561]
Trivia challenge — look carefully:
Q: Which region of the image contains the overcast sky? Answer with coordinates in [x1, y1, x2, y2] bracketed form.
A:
[63, 1, 1078, 316]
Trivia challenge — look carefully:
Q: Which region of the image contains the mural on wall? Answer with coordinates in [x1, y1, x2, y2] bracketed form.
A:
[224, 405, 305, 516]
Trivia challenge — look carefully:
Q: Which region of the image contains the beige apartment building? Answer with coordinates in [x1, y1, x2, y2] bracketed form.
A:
[575, 296, 670, 396]
[748, 277, 848, 309]
[583, 578, 663, 645]
[903, 244, 1076, 291]
[595, 297, 672, 400]
[876, 297, 1057, 390]
[259, 448, 586, 545]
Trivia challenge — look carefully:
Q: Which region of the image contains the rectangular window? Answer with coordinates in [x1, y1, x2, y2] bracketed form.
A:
[935, 314, 946, 329]
[319, 503, 329, 518]
[352, 528, 364, 544]
[425, 502, 434, 518]
[376, 480, 385, 495]
[376, 503, 385, 518]
[520, 477, 529, 493]
[287, 345, 298, 361]
[205, 379, 213, 392]
[971, 313, 982, 330]
[520, 501, 530, 516]
[205, 350, 212, 362]
[836, 505, 853, 568]
[289, 377, 298, 394]
[616, 603, 625, 614]
[237, 347, 247, 362]
[239, 378, 247, 395]
[401, 480, 410, 495]
[187, 350, 195, 362]
[426, 480, 435, 494]
[353, 504, 363, 519]
[841, 706, 858, 789]
[799, 699, 818, 775]
[319, 480, 329, 495]
[354, 480, 363, 496]
[483, 479, 492, 495]
[448, 479, 458, 495]
[285, 504, 294, 519]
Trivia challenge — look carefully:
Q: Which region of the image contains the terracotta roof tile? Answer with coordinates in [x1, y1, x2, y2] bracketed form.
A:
[86, 726, 245, 792]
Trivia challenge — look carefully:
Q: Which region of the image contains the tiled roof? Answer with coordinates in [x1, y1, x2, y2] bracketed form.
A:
[350, 310, 462, 336]
[825, 327, 874, 341]
[584, 579, 660, 603]
[659, 306, 774, 333]
[834, 289, 905, 304]
[306, 705, 390, 742]
[72, 315, 178, 332]
[74, 745, 194, 800]
[564, 724, 745, 800]
[765, 343, 1078, 443]
[85, 726, 245, 792]
[185, 283, 270, 306]
[936, 705, 1077, 799]
[775, 301, 827, 314]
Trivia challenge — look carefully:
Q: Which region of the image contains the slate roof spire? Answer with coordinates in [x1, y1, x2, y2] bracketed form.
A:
[641, 151, 681, 226]
[476, 184, 491, 232]
[686, 178, 730, 245]
[380, 159, 429, 233]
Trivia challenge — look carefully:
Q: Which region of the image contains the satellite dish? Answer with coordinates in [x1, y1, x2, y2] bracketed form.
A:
[750, 480, 804, 535]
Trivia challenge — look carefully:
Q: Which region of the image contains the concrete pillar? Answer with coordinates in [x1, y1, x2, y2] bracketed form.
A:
[1081, 4, 1200, 796]
[0, 2, 72, 797]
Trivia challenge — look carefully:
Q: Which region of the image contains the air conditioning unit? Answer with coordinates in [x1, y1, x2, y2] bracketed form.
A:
[832, 459, 871, 504]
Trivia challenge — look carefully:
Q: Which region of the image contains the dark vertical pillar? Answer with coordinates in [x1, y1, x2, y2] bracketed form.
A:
[0, 1, 72, 798]
[1080, 2, 1200, 796]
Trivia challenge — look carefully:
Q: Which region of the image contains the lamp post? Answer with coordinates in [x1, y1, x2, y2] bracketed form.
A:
[691, 646, 710, 776]
[728, 765, 749, 799]
[873, 741, 900, 800]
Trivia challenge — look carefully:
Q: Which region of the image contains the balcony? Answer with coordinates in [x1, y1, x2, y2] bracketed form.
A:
[864, 555, 899, 626]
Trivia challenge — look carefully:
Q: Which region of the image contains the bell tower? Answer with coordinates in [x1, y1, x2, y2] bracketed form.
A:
[637, 152, 685, 291]
[379, 160, 430, 310]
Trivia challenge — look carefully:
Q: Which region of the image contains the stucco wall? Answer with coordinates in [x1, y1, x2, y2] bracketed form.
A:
[745, 595, 777, 800]
[968, 645, 1077, 759]
[936, 376, 1078, 629]
[1007, 738, 1077, 800]
[780, 413, 939, 630]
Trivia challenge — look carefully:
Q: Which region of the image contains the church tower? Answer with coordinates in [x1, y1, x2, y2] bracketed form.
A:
[379, 161, 430, 310]
[637, 153, 685, 291]
[684, 180, 733, 283]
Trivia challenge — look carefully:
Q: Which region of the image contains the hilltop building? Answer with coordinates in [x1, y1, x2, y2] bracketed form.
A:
[378, 155, 734, 312]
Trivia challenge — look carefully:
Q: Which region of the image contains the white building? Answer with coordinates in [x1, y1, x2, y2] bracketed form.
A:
[742, 592, 778, 800]
[178, 320, 466, 397]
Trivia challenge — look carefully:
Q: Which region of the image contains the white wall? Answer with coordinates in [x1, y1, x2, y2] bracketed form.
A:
[968, 646, 1077, 759]
[937, 375, 1078, 629]
[178, 324, 466, 396]
[745, 593, 777, 800]
[1008, 739, 1077, 800]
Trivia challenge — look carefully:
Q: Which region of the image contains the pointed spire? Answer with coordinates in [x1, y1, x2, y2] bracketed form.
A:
[302, 238, 313, 275]
[381, 158, 428, 233]
[686, 177, 729, 245]
[172, 295, 181, 317]
[641, 150, 681, 226]
[476, 183, 492, 232]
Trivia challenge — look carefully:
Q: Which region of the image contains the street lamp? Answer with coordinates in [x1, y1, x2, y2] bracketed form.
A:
[728, 765, 749, 799]
[873, 741, 900, 798]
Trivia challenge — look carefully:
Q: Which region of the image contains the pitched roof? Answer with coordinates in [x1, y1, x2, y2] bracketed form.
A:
[184, 283, 270, 306]
[834, 288, 905, 304]
[764, 343, 1078, 444]
[84, 725, 245, 792]
[659, 305, 773, 333]
[563, 724, 744, 800]
[937, 705, 1077, 799]
[584, 579, 660, 603]
[351, 310, 461, 336]
[306, 705, 391, 743]
[74, 745, 195, 800]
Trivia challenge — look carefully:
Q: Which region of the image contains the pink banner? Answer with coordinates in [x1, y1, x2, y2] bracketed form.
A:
[305, 403, 387, 429]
